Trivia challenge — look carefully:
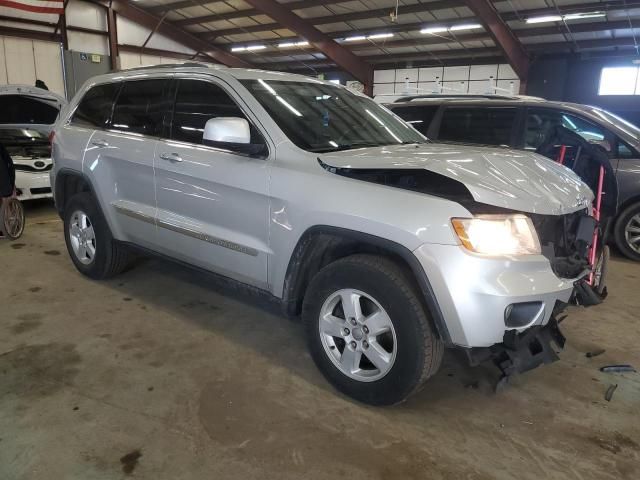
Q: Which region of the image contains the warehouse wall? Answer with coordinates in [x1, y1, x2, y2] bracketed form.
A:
[0, 36, 65, 96]
[0, 0, 198, 99]
[372, 64, 520, 96]
[527, 56, 640, 126]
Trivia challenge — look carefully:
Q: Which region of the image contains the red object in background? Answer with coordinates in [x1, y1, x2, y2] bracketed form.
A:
[0, 0, 64, 14]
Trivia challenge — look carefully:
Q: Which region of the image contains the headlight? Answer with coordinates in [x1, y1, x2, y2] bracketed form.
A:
[451, 215, 541, 256]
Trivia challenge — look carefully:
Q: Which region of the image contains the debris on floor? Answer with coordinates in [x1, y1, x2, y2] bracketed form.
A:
[600, 364, 636, 373]
[604, 384, 618, 402]
[586, 349, 605, 358]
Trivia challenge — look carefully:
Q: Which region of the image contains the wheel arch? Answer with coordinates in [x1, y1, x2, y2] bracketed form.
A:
[54, 168, 94, 218]
[282, 225, 452, 344]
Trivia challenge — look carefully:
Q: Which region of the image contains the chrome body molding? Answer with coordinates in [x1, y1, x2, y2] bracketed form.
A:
[113, 203, 259, 257]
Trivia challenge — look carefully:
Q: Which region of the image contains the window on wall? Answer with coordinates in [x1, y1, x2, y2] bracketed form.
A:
[598, 67, 640, 95]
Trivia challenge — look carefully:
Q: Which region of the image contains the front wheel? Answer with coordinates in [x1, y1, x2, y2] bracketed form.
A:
[303, 254, 443, 405]
[614, 202, 640, 261]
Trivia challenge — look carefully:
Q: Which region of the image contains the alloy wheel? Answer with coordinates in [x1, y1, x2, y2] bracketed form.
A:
[69, 210, 97, 265]
[624, 213, 640, 254]
[318, 288, 397, 382]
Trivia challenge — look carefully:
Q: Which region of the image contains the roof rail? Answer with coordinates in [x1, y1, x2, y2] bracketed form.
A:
[393, 94, 520, 102]
[122, 62, 218, 71]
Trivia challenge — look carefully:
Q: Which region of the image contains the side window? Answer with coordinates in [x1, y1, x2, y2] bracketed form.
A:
[171, 79, 255, 145]
[617, 140, 639, 159]
[0, 95, 59, 125]
[525, 108, 606, 150]
[439, 107, 517, 146]
[390, 105, 439, 136]
[71, 83, 120, 128]
[111, 79, 171, 136]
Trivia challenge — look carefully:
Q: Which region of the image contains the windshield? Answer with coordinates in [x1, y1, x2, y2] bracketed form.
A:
[0, 95, 59, 125]
[589, 107, 640, 142]
[240, 79, 426, 152]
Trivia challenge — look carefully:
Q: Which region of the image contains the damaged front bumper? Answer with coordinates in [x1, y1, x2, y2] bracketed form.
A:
[464, 305, 567, 388]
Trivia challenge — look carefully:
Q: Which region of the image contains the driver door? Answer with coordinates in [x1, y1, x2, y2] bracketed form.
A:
[153, 78, 271, 289]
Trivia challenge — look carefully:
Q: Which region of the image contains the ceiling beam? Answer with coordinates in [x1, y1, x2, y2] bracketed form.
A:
[266, 37, 640, 71]
[84, 0, 251, 68]
[462, 0, 529, 89]
[173, 0, 355, 27]
[242, 0, 374, 93]
[201, 0, 639, 40]
[202, 0, 463, 39]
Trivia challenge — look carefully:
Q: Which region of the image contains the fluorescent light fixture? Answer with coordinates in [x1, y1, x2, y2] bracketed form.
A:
[231, 47, 246, 52]
[564, 11, 606, 20]
[525, 15, 562, 24]
[448, 23, 482, 31]
[420, 26, 448, 34]
[278, 40, 309, 48]
[367, 33, 394, 39]
[345, 35, 366, 42]
[246, 45, 266, 51]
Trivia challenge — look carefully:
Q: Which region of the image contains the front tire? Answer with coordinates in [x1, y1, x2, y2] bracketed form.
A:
[303, 254, 443, 405]
[63, 192, 131, 279]
[614, 202, 640, 262]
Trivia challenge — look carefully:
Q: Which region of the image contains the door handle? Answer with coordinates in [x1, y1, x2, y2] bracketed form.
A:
[91, 139, 109, 148]
[160, 152, 183, 163]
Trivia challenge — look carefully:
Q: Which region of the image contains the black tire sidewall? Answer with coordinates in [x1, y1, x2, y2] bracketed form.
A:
[63, 192, 113, 279]
[303, 259, 434, 405]
[614, 203, 640, 262]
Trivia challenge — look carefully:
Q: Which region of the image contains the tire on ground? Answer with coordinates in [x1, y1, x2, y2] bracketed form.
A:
[614, 202, 640, 262]
[302, 253, 444, 405]
[63, 192, 132, 279]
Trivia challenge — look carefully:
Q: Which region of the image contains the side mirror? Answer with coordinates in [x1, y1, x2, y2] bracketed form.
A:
[203, 117, 266, 156]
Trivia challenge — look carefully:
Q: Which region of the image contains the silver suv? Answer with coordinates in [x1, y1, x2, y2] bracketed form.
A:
[51, 64, 596, 405]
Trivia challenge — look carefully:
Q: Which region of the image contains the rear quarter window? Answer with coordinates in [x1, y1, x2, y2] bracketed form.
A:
[0, 95, 59, 125]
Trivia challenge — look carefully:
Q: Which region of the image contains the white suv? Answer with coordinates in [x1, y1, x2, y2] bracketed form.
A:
[51, 64, 596, 405]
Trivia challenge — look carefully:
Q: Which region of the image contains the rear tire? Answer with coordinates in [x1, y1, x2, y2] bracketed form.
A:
[303, 254, 443, 406]
[63, 192, 132, 279]
[614, 202, 640, 262]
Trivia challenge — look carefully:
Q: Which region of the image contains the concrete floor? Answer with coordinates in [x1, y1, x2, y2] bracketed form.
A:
[1, 201, 639, 480]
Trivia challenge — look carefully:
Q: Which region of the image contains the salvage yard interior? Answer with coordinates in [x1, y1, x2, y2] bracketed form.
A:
[1, 0, 640, 479]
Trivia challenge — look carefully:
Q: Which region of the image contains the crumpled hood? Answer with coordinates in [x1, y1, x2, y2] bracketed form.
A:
[320, 143, 594, 215]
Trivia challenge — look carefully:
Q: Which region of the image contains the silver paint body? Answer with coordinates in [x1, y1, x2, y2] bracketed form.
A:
[51, 65, 594, 348]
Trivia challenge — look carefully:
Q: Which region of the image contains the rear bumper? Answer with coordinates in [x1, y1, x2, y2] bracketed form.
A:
[15, 171, 52, 200]
[413, 243, 584, 348]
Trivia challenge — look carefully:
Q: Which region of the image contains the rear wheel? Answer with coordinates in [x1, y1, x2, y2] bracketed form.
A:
[63, 192, 132, 279]
[614, 202, 640, 261]
[303, 254, 443, 405]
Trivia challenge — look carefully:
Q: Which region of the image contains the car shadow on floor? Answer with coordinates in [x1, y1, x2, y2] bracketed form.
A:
[98, 253, 504, 405]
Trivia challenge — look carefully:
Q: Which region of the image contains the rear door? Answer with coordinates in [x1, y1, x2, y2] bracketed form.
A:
[81, 79, 171, 248]
[153, 77, 271, 288]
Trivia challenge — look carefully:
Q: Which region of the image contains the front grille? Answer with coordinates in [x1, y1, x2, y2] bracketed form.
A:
[30, 187, 52, 195]
[14, 163, 53, 173]
[530, 209, 592, 279]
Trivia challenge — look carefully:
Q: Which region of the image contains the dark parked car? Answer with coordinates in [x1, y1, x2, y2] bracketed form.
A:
[387, 95, 640, 261]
